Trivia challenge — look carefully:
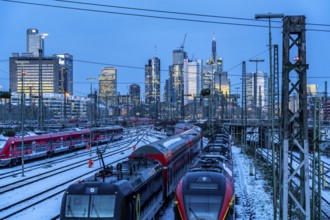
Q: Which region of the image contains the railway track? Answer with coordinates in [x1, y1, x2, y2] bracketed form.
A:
[233, 150, 256, 219]
[0, 139, 133, 180]
[256, 147, 330, 219]
[0, 129, 153, 219]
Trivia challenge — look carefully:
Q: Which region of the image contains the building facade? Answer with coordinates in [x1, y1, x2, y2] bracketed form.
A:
[183, 59, 202, 105]
[145, 57, 160, 104]
[129, 84, 140, 105]
[246, 71, 268, 110]
[9, 53, 73, 95]
[26, 28, 47, 57]
[99, 67, 117, 105]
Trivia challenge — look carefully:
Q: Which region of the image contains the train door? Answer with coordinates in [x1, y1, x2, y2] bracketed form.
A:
[60, 137, 64, 148]
[32, 141, 36, 153]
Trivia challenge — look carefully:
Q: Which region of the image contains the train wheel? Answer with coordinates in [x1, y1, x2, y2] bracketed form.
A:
[9, 159, 17, 167]
[46, 151, 53, 157]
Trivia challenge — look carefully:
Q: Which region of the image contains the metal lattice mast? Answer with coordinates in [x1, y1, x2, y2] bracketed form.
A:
[241, 61, 247, 151]
[280, 16, 310, 220]
[274, 45, 280, 120]
[273, 43, 280, 218]
[312, 99, 321, 220]
[325, 81, 328, 120]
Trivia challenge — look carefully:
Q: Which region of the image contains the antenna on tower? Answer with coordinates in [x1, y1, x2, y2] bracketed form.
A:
[154, 45, 157, 57]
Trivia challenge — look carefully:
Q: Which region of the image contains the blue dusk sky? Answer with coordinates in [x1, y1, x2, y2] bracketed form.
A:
[0, 0, 329, 98]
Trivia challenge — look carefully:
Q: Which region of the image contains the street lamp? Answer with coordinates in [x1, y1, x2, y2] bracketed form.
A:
[86, 78, 96, 126]
[16, 60, 29, 177]
[86, 77, 96, 156]
[206, 59, 215, 133]
[255, 13, 283, 219]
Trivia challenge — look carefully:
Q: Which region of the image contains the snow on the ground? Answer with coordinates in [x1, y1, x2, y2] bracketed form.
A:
[0, 130, 283, 220]
[233, 146, 274, 220]
[0, 131, 160, 220]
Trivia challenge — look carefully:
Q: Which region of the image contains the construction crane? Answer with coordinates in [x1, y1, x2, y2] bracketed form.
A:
[180, 33, 187, 51]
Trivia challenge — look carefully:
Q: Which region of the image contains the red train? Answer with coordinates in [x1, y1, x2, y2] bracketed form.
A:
[174, 131, 235, 220]
[174, 123, 195, 135]
[0, 126, 123, 167]
[60, 125, 203, 219]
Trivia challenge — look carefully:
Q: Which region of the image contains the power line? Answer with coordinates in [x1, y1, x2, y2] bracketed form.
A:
[56, 0, 330, 28]
[55, 0, 259, 22]
[2, 0, 330, 32]
[0, 0, 277, 29]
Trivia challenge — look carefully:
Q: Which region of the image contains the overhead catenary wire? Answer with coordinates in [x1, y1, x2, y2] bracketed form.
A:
[1, 0, 330, 32]
[0, 0, 271, 29]
[55, 0, 330, 28]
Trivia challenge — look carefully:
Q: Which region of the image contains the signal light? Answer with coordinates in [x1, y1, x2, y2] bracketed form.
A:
[201, 88, 211, 96]
[0, 91, 11, 99]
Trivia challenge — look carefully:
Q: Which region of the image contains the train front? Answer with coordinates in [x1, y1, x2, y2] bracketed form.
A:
[60, 181, 132, 219]
[174, 172, 235, 220]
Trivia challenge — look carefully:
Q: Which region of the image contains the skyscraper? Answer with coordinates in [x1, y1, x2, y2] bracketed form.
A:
[183, 58, 202, 105]
[26, 28, 48, 57]
[168, 49, 188, 117]
[212, 34, 216, 62]
[129, 84, 140, 105]
[9, 53, 73, 94]
[99, 67, 117, 105]
[145, 56, 160, 104]
[173, 49, 187, 65]
[246, 71, 268, 108]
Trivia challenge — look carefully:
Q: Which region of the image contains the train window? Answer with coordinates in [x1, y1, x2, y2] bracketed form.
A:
[65, 195, 116, 218]
[189, 183, 218, 190]
[90, 195, 116, 218]
[0, 139, 7, 151]
[184, 194, 222, 220]
[65, 195, 89, 218]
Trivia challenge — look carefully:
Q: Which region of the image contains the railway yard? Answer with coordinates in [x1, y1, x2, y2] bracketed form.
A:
[0, 126, 329, 219]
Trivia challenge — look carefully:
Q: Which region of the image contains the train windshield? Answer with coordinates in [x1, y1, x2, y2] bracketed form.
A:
[184, 194, 222, 220]
[65, 194, 116, 218]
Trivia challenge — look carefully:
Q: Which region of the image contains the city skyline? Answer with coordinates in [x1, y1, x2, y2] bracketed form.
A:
[1, 0, 330, 97]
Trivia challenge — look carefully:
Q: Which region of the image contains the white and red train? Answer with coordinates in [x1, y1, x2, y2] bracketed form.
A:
[60, 125, 203, 220]
[0, 126, 123, 167]
[174, 130, 235, 220]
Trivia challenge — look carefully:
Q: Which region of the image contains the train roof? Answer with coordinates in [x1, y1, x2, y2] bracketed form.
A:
[9, 126, 123, 143]
[190, 154, 232, 178]
[132, 126, 201, 166]
[81, 157, 163, 196]
[65, 181, 118, 195]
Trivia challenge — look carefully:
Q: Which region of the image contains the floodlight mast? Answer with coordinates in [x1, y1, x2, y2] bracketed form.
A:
[255, 13, 284, 220]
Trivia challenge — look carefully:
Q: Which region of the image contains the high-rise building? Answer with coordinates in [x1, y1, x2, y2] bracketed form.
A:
[169, 64, 183, 109]
[173, 49, 187, 65]
[215, 71, 230, 97]
[164, 79, 170, 103]
[307, 84, 318, 95]
[246, 71, 268, 109]
[99, 67, 117, 105]
[26, 28, 48, 57]
[212, 34, 216, 62]
[9, 53, 73, 95]
[183, 59, 202, 105]
[168, 49, 188, 116]
[145, 56, 160, 104]
[55, 54, 74, 95]
[129, 84, 140, 105]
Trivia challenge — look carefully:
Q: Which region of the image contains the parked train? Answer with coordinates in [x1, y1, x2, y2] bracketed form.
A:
[0, 126, 123, 167]
[60, 125, 203, 220]
[174, 131, 235, 220]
